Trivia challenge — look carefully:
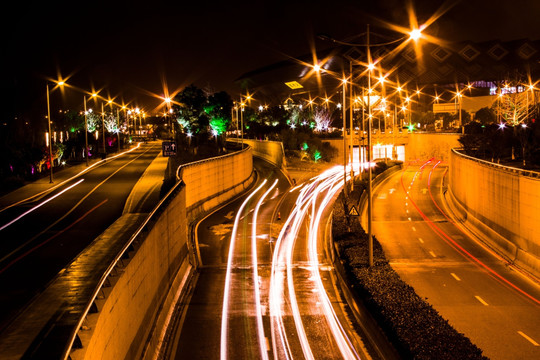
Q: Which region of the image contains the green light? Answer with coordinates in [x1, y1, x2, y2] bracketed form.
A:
[407, 124, 415, 132]
[209, 116, 227, 136]
[302, 143, 309, 150]
[314, 150, 322, 162]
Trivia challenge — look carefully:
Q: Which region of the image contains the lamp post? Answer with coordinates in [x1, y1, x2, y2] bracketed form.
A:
[341, 77, 348, 196]
[116, 108, 121, 152]
[319, 24, 424, 267]
[101, 103, 106, 155]
[84, 97, 89, 167]
[46, 83, 54, 183]
[45, 80, 65, 183]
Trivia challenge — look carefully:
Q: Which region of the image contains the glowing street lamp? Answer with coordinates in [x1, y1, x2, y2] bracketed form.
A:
[409, 28, 422, 41]
[45, 80, 66, 183]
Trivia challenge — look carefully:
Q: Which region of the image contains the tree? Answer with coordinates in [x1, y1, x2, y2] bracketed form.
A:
[474, 107, 496, 125]
[314, 107, 333, 131]
[173, 85, 207, 133]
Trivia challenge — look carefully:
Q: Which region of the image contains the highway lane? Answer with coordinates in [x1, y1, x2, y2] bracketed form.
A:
[371, 159, 540, 360]
[0, 142, 162, 331]
[170, 162, 371, 359]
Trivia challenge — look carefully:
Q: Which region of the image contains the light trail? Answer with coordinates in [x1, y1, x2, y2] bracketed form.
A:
[252, 179, 278, 360]
[269, 165, 361, 360]
[220, 179, 267, 360]
[0, 198, 108, 275]
[307, 170, 360, 360]
[0, 142, 143, 214]
[0, 178, 85, 232]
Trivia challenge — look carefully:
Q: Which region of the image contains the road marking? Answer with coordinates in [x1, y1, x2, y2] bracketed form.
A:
[412, 226, 416, 232]
[265, 337, 271, 351]
[224, 211, 234, 220]
[450, 273, 461, 281]
[429, 251, 436, 258]
[408, 217, 411, 221]
[475, 296, 489, 306]
[418, 238, 424, 244]
[518, 331, 539, 346]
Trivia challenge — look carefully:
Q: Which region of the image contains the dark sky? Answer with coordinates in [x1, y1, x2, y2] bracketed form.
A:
[3, 0, 540, 120]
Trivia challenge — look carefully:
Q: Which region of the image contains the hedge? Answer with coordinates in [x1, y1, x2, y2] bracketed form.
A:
[333, 185, 488, 360]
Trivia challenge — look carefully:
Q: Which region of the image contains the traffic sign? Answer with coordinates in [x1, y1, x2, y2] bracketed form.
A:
[162, 141, 177, 156]
[349, 205, 359, 216]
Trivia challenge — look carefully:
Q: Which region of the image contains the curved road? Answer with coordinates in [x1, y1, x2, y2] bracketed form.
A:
[370, 159, 540, 360]
[167, 161, 372, 359]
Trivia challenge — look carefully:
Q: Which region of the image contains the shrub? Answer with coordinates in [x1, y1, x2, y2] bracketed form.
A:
[332, 189, 487, 359]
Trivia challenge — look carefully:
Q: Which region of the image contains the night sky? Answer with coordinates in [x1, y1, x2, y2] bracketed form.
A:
[3, 0, 540, 121]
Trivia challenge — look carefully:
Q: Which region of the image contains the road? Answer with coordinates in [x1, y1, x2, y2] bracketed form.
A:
[371, 159, 540, 360]
[0, 142, 162, 331]
[167, 160, 372, 359]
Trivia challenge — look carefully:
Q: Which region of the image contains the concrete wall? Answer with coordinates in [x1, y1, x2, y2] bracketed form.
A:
[406, 133, 461, 162]
[76, 184, 190, 360]
[321, 133, 460, 164]
[228, 138, 286, 169]
[179, 146, 254, 221]
[449, 149, 540, 276]
[72, 147, 255, 360]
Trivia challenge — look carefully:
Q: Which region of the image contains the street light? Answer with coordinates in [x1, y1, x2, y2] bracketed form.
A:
[45, 80, 65, 183]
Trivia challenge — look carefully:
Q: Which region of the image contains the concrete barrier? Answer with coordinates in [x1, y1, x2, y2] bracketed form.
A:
[449, 149, 540, 277]
[68, 146, 255, 359]
[227, 138, 286, 169]
[178, 145, 254, 222]
[406, 133, 461, 162]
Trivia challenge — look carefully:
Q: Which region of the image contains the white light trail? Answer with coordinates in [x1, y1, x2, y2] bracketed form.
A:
[269, 165, 361, 360]
[0, 179, 85, 232]
[220, 179, 267, 360]
[252, 179, 278, 360]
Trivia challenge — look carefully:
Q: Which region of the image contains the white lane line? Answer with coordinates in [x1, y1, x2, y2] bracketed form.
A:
[408, 217, 412, 221]
[450, 273, 461, 281]
[475, 296, 489, 306]
[418, 238, 424, 244]
[518, 331, 539, 346]
[429, 251, 436, 258]
[412, 226, 416, 232]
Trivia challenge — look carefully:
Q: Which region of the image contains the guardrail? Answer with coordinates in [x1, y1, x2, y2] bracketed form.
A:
[175, 144, 251, 180]
[451, 148, 540, 178]
[61, 175, 186, 359]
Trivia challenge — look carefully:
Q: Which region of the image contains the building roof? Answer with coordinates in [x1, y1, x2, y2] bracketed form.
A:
[236, 38, 540, 103]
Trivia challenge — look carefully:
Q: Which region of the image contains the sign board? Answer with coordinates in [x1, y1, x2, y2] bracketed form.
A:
[348, 205, 359, 216]
[162, 141, 177, 157]
[285, 81, 303, 89]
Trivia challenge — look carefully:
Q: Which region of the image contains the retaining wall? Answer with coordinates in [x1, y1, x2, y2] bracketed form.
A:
[77, 185, 190, 360]
[449, 149, 540, 276]
[178, 145, 254, 221]
[227, 138, 286, 169]
[70, 146, 254, 359]
[406, 133, 460, 162]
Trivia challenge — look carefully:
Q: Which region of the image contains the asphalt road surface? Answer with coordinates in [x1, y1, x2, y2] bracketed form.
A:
[167, 161, 372, 359]
[370, 159, 540, 360]
[0, 142, 162, 332]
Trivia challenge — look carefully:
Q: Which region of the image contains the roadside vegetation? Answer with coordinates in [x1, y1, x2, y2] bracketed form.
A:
[332, 166, 488, 359]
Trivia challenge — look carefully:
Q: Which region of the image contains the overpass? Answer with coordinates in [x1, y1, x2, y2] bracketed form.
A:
[1, 135, 538, 358]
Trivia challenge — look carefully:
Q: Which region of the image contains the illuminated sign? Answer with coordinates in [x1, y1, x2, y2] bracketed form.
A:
[285, 81, 303, 89]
